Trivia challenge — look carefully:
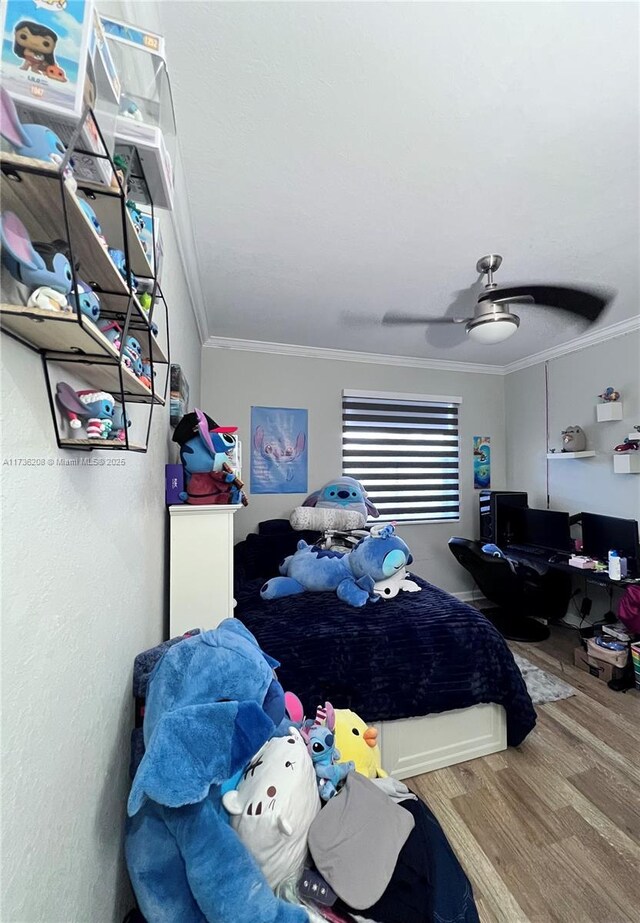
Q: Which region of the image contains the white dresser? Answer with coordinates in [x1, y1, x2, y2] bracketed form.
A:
[169, 504, 241, 636]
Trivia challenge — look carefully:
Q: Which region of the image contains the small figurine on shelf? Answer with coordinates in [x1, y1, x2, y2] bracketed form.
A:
[561, 425, 587, 453]
[139, 358, 154, 390]
[109, 407, 132, 442]
[614, 438, 639, 453]
[598, 387, 621, 403]
[78, 200, 108, 248]
[1, 212, 73, 312]
[123, 336, 143, 377]
[56, 383, 115, 439]
[69, 280, 100, 323]
[108, 248, 138, 291]
[0, 88, 76, 190]
[120, 96, 144, 122]
[97, 319, 122, 350]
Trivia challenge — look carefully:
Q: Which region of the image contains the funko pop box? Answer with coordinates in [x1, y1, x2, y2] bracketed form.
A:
[1, 0, 120, 184]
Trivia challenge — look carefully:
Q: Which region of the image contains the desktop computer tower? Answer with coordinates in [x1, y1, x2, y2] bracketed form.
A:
[479, 490, 528, 545]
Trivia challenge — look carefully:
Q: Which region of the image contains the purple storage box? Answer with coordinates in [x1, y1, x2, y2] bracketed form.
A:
[165, 464, 184, 505]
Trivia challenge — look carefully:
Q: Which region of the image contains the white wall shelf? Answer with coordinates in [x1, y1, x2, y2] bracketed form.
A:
[613, 453, 640, 474]
[627, 433, 640, 441]
[596, 402, 623, 422]
[547, 451, 596, 459]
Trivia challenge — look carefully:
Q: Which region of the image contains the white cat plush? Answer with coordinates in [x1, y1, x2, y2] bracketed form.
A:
[222, 727, 321, 888]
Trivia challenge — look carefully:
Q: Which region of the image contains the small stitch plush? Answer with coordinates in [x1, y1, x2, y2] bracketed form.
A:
[301, 703, 354, 801]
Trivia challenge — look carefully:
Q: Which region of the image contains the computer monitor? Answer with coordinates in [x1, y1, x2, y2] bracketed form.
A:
[508, 508, 573, 553]
[581, 513, 639, 575]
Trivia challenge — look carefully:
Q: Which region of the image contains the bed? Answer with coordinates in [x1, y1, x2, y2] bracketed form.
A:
[234, 524, 536, 779]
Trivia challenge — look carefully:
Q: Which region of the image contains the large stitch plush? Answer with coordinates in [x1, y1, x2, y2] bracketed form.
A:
[125, 620, 307, 923]
[222, 727, 321, 888]
[261, 525, 413, 608]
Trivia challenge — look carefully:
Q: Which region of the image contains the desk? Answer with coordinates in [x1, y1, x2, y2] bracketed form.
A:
[505, 548, 639, 589]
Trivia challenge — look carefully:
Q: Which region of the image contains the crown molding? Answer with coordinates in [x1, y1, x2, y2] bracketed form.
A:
[204, 336, 504, 375]
[502, 315, 640, 374]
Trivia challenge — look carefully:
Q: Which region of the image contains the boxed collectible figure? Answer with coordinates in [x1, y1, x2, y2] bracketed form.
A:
[100, 16, 176, 209]
[1, 1, 120, 184]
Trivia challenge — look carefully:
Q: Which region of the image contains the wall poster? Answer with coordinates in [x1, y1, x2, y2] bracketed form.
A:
[250, 406, 308, 494]
[473, 436, 491, 489]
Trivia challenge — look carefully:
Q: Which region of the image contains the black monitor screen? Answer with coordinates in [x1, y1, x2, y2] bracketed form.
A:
[581, 513, 639, 573]
[509, 508, 572, 553]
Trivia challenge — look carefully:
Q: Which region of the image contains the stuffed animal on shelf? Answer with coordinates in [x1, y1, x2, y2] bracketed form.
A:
[614, 438, 639, 453]
[108, 247, 138, 291]
[68, 280, 100, 323]
[222, 727, 321, 889]
[108, 407, 132, 442]
[139, 357, 154, 390]
[77, 199, 107, 248]
[126, 620, 306, 923]
[373, 565, 421, 599]
[1, 212, 73, 311]
[123, 335, 143, 377]
[334, 709, 388, 780]
[561, 425, 587, 453]
[598, 387, 621, 403]
[97, 319, 122, 350]
[173, 408, 248, 505]
[260, 524, 413, 608]
[0, 88, 75, 189]
[301, 703, 355, 801]
[55, 382, 115, 439]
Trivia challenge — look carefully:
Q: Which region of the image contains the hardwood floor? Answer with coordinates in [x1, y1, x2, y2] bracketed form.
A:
[408, 626, 640, 923]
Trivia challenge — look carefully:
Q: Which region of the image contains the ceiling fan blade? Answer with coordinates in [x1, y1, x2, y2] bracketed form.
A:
[488, 295, 535, 306]
[383, 314, 468, 325]
[478, 285, 613, 322]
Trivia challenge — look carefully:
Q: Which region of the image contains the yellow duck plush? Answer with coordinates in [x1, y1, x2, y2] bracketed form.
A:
[334, 708, 388, 778]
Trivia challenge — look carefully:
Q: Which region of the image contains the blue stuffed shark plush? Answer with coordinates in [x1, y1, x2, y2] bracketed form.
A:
[261, 525, 413, 608]
[125, 620, 307, 923]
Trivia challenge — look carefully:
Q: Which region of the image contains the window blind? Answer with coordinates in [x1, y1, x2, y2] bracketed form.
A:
[342, 390, 461, 523]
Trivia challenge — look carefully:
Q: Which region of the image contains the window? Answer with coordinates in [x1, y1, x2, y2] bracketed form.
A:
[342, 389, 461, 523]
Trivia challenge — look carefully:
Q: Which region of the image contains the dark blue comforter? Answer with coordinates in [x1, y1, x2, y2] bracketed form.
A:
[236, 576, 536, 747]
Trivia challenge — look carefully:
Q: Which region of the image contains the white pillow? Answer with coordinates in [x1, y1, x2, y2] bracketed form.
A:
[222, 727, 321, 888]
[290, 507, 366, 531]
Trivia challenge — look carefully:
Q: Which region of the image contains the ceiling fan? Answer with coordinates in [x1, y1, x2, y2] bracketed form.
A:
[383, 254, 613, 344]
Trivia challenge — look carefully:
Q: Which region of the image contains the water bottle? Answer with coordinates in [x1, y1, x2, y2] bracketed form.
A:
[608, 550, 622, 580]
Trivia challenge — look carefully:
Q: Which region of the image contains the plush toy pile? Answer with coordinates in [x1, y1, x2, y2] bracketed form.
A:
[126, 624, 481, 923]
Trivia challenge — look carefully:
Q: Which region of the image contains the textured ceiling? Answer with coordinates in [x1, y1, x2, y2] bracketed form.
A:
[160, 1, 639, 363]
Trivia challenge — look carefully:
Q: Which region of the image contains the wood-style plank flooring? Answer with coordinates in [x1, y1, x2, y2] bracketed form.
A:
[408, 626, 640, 923]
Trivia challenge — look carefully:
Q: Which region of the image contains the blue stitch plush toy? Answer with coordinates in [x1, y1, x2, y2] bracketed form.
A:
[302, 476, 379, 521]
[125, 620, 307, 923]
[302, 702, 354, 801]
[261, 524, 413, 607]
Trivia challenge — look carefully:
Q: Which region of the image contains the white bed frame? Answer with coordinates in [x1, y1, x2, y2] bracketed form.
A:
[375, 703, 507, 780]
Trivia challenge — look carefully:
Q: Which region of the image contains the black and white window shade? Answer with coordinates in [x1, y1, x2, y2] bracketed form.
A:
[342, 389, 461, 523]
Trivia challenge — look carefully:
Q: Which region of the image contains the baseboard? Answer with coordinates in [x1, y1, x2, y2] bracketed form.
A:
[452, 589, 490, 608]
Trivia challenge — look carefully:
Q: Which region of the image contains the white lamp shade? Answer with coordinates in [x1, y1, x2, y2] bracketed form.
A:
[466, 315, 519, 344]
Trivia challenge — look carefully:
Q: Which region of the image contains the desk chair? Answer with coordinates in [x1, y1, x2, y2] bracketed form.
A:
[448, 537, 570, 642]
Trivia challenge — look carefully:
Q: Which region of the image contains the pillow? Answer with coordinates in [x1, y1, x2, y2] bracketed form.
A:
[290, 507, 366, 532]
[222, 727, 321, 888]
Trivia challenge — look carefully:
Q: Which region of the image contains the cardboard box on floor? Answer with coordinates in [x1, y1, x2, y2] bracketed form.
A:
[573, 646, 627, 684]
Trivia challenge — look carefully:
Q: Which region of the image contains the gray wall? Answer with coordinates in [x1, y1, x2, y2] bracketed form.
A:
[201, 348, 506, 594]
[506, 331, 640, 520]
[1, 212, 202, 923]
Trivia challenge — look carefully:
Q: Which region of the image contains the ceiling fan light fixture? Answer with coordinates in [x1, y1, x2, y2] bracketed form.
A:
[466, 312, 520, 344]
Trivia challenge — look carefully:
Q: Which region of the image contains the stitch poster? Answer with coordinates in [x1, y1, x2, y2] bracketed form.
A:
[473, 436, 491, 489]
[251, 406, 308, 494]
